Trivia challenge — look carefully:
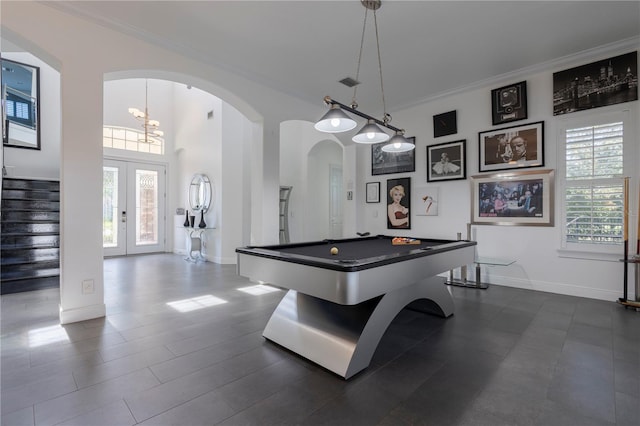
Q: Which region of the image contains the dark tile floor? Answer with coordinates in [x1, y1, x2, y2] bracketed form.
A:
[1, 254, 639, 425]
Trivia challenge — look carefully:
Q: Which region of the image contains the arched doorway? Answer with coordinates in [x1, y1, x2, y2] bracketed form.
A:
[102, 75, 257, 263]
[279, 120, 345, 242]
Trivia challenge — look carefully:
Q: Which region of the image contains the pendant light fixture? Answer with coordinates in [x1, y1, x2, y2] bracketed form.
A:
[314, 103, 357, 133]
[128, 79, 164, 144]
[382, 132, 415, 153]
[314, 0, 414, 152]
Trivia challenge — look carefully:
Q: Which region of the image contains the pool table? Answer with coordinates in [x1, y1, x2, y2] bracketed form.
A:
[236, 235, 476, 379]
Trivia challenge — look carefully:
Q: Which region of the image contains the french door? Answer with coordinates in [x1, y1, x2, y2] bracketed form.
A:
[103, 159, 166, 256]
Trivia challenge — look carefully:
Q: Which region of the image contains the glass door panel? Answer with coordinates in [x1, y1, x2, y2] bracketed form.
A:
[103, 167, 119, 248]
[103, 159, 165, 256]
[135, 169, 159, 246]
[126, 162, 165, 255]
[103, 161, 126, 256]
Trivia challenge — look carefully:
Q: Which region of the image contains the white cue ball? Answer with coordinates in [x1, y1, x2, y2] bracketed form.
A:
[330, 247, 339, 255]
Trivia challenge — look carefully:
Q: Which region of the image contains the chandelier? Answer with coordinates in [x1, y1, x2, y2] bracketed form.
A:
[128, 79, 164, 144]
[314, 0, 414, 153]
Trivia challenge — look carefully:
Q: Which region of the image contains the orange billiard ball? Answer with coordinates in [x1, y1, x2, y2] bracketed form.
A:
[330, 247, 339, 255]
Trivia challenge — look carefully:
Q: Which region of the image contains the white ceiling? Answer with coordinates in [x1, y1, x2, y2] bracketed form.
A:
[48, 1, 639, 115]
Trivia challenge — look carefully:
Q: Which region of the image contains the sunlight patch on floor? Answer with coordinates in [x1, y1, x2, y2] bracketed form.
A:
[28, 325, 70, 348]
[237, 284, 281, 296]
[166, 295, 228, 312]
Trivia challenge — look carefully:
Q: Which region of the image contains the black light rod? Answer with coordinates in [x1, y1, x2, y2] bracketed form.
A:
[325, 97, 403, 134]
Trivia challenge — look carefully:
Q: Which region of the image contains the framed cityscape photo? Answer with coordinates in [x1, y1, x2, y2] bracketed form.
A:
[478, 121, 544, 172]
[553, 51, 638, 115]
[371, 137, 416, 175]
[471, 169, 554, 227]
[427, 139, 466, 182]
[491, 81, 527, 125]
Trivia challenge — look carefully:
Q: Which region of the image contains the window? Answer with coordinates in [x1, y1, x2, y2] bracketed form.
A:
[14, 101, 30, 120]
[559, 109, 636, 256]
[102, 125, 164, 155]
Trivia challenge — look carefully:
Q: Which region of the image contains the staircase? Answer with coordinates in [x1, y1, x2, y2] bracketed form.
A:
[1, 178, 60, 294]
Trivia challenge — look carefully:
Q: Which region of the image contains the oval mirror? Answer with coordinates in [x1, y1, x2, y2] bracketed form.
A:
[188, 174, 212, 212]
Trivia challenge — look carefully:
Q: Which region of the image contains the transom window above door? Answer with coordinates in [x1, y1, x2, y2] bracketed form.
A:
[103, 125, 164, 155]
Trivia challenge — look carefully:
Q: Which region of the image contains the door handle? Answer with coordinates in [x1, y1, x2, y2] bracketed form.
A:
[122, 211, 127, 223]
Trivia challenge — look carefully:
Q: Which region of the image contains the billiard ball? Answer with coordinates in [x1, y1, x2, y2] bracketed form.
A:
[330, 247, 339, 255]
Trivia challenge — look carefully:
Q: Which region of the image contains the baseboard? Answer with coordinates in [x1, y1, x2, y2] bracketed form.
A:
[478, 275, 621, 302]
[59, 303, 106, 324]
[206, 255, 237, 264]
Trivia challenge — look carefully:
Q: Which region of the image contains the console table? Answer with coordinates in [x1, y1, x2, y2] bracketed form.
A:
[447, 257, 515, 289]
[182, 227, 214, 262]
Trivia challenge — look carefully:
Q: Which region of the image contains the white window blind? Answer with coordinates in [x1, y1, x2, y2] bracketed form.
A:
[564, 122, 624, 245]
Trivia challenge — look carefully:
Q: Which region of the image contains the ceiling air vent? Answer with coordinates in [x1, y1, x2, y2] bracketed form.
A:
[339, 77, 360, 88]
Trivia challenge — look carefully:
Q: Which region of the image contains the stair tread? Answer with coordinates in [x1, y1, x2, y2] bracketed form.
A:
[2, 219, 60, 225]
[2, 179, 61, 294]
[2, 273, 61, 283]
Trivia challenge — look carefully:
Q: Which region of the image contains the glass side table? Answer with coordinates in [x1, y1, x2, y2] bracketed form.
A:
[447, 257, 515, 289]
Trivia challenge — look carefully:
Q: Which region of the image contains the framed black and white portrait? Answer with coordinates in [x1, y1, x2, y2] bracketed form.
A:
[479, 121, 544, 173]
[427, 140, 466, 182]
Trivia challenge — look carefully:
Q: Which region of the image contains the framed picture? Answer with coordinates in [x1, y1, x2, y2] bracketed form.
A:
[553, 51, 638, 116]
[471, 169, 554, 226]
[491, 81, 527, 125]
[412, 186, 439, 216]
[478, 121, 544, 173]
[1, 58, 41, 150]
[433, 110, 457, 138]
[386, 177, 411, 229]
[372, 137, 416, 175]
[366, 182, 380, 203]
[427, 139, 466, 182]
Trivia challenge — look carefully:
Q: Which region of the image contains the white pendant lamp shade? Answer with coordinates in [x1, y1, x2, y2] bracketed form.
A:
[382, 133, 415, 152]
[352, 120, 390, 144]
[314, 104, 357, 133]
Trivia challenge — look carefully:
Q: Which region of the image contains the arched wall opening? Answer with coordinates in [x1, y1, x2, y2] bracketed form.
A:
[103, 72, 259, 264]
[279, 120, 345, 242]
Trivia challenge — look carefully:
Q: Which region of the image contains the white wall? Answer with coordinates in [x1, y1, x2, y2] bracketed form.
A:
[220, 102, 252, 262]
[357, 43, 639, 301]
[3, 52, 60, 180]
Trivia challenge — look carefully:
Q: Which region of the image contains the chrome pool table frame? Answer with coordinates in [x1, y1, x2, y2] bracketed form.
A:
[236, 239, 475, 379]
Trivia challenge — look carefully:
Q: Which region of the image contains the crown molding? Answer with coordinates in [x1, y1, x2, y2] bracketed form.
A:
[396, 37, 640, 111]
